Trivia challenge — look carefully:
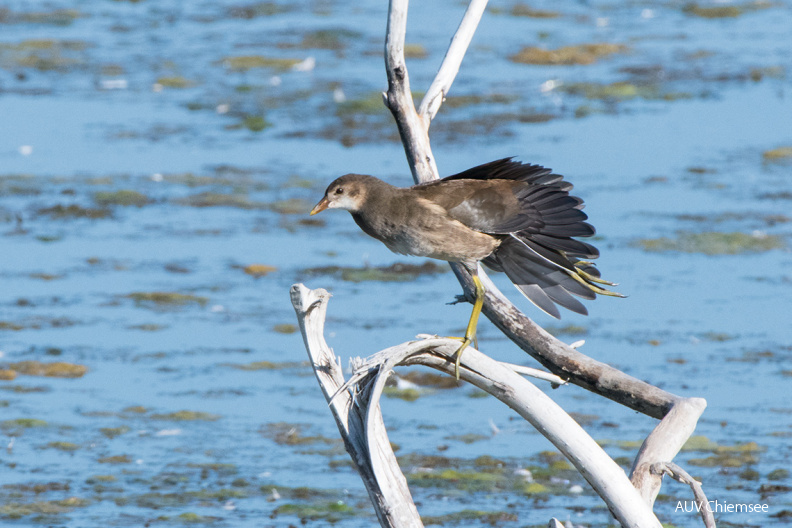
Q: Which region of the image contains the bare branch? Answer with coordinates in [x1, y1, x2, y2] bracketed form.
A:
[651, 462, 716, 528]
[292, 284, 663, 528]
[417, 0, 489, 122]
[384, 0, 438, 183]
[630, 398, 708, 505]
[290, 284, 423, 528]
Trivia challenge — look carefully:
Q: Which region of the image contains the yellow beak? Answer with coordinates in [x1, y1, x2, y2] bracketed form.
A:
[310, 196, 329, 215]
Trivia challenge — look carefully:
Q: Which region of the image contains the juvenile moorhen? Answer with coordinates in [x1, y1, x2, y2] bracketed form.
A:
[310, 158, 623, 378]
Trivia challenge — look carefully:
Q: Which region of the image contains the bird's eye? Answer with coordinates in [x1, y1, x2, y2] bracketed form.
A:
[335, 187, 344, 195]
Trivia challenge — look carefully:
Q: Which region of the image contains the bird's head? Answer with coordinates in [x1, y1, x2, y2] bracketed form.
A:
[310, 174, 377, 215]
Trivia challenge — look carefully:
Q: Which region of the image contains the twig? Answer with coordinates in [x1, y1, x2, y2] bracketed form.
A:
[291, 283, 662, 528]
[651, 462, 716, 528]
[417, 0, 489, 122]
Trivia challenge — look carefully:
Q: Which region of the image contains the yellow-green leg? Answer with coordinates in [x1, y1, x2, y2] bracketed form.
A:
[453, 271, 485, 380]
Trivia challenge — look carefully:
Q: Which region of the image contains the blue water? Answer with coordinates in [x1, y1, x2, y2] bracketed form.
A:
[1, 0, 791, 526]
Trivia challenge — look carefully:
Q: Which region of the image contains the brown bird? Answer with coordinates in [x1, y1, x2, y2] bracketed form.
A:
[310, 158, 623, 378]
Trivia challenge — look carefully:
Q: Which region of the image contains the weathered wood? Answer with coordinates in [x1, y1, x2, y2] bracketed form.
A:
[292, 0, 712, 525]
[292, 284, 662, 528]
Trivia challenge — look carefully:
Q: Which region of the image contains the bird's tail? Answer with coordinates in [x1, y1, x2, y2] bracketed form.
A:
[483, 235, 624, 319]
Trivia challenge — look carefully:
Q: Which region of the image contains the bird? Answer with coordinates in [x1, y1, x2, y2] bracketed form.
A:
[310, 158, 623, 379]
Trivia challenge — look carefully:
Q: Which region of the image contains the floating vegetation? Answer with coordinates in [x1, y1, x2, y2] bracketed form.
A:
[260, 422, 337, 446]
[561, 81, 692, 102]
[268, 198, 311, 214]
[303, 261, 446, 282]
[510, 4, 561, 18]
[0, 317, 79, 331]
[97, 454, 132, 464]
[763, 146, 792, 163]
[227, 360, 308, 370]
[298, 28, 362, 51]
[150, 410, 221, 421]
[36, 204, 111, 219]
[0, 497, 88, 520]
[1, 418, 48, 430]
[227, 2, 292, 19]
[94, 189, 151, 207]
[155, 76, 195, 89]
[100, 426, 130, 438]
[174, 192, 267, 209]
[634, 231, 785, 255]
[272, 323, 297, 334]
[682, 1, 773, 18]
[125, 291, 209, 308]
[221, 55, 301, 71]
[0, 8, 82, 26]
[242, 263, 277, 277]
[510, 43, 627, 65]
[383, 387, 424, 401]
[0, 38, 89, 71]
[272, 501, 358, 523]
[6, 361, 87, 378]
[404, 43, 428, 59]
[398, 371, 460, 389]
[45, 441, 80, 451]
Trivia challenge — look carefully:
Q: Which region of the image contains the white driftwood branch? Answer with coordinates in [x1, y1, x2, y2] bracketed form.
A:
[630, 398, 708, 505]
[417, 0, 489, 122]
[384, 0, 438, 183]
[291, 284, 422, 528]
[291, 284, 662, 528]
[293, 1, 711, 525]
[651, 462, 716, 528]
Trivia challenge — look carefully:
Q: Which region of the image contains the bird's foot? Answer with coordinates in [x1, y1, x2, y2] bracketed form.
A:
[444, 334, 477, 380]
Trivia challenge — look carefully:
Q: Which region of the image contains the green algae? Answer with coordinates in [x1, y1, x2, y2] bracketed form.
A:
[634, 231, 785, 254]
[272, 323, 297, 334]
[0, 8, 82, 26]
[227, 360, 308, 370]
[561, 81, 691, 102]
[399, 371, 460, 389]
[446, 433, 489, 444]
[299, 29, 362, 51]
[510, 43, 627, 65]
[408, 469, 507, 492]
[763, 146, 792, 162]
[222, 55, 301, 71]
[404, 43, 428, 59]
[423, 509, 519, 525]
[150, 410, 221, 421]
[260, 422, 337, 446]
[383, 387, 424, 401]
[98, 454, 132, 464]
[0, 497, 88, 519]
[682, 1, 773, 18]
[174, 192, 267, 209]
[100, 426, 130, 439]
[126, 291, 209, 308]
[94, 189, 150, 207]
[37, 204, 111, 219]
[242, 264, 277, 277]
[45, 441, 80, 451]
[227, 2, 292, 18]
[7, 361, 87, 378]
[510, 4, 561, 18]
[240, 115, 271, 132]
[268, 197, 311, 214]
[304, 261, 446, 282]
[0, 39, 89, 71]
[156, 76, 195, 89]
[273, 501, 357, 522]
[2, 418, 48, 429]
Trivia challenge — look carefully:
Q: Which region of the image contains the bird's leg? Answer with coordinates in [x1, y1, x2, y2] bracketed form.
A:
[452, 269, 485, 380]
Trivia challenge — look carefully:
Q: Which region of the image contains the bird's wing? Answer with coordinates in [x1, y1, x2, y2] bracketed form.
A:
[413, 173, 594, 241]
[440, 157, 573, 191]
